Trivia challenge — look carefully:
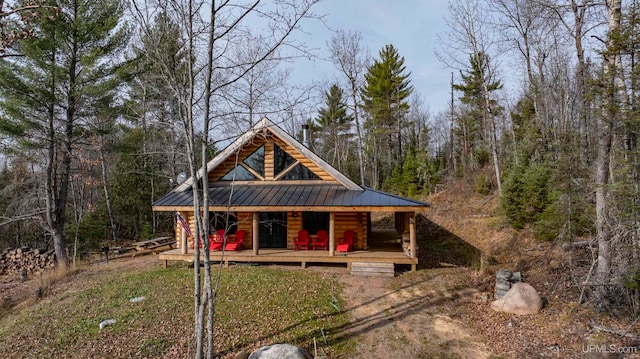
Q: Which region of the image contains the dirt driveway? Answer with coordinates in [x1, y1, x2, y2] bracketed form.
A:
[335, 267, 494, 359]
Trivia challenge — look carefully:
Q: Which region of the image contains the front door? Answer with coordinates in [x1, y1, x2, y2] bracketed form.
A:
[259, 212, 288, 248]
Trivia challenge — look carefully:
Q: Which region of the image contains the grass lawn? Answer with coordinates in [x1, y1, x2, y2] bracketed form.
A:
[0, 261, 352, 358]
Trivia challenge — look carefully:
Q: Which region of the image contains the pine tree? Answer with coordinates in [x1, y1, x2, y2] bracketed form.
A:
[315, 84, 354, 172]
[453, 52, 503, 171]
[361, 44, 413, 188]
[0, 0, 129, 268]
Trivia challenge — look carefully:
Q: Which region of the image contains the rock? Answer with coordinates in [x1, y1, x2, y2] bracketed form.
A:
[495, 269, 511, 281]
[248, 344, 312, 359]
[99, 319, 117, 329]
[510, 271, 522, 283]
[491, 282, 543, 315]
[494, 269, 524, 299]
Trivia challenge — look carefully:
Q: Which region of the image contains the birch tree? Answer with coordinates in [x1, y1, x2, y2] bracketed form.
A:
[328, 30, 369, 185]
[130, 1, 321, 357]
[595, 0, 621, 309]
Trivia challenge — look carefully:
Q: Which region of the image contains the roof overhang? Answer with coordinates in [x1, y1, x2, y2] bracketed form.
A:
[153, 184, 430, 213]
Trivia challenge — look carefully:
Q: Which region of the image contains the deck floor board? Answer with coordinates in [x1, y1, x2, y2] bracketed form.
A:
[158, 247, 417, 267]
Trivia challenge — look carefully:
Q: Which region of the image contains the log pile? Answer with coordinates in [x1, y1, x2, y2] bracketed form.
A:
[0, 247, 55, 275]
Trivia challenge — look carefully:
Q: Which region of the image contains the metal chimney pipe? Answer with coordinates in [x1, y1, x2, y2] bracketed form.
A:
[302, 124, 310, 148]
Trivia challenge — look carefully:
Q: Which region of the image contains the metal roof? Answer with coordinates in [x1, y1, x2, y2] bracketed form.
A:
[152, 184, 430, 212]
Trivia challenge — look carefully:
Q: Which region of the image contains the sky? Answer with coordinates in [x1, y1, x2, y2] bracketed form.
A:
[289, 0, 452, 115]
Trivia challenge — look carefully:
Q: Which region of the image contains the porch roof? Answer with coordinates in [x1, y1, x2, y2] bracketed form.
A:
[152, 184, 430, 212]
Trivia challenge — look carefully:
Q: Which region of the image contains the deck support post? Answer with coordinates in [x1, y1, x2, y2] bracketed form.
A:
[409, 212, 417, 260]
[329, 212, 335, 256]
[180, 211, 187, 255]
[252, 212, 259, 255]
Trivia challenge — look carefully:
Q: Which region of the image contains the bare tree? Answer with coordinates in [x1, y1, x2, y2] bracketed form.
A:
[541, 0, 602, 161]
[219, 36, 316, 136]
[595, 0, 622, 309]
[439, 0, 504, 195]
[327, 29, 370, 185]
[130, 1, 321, 357]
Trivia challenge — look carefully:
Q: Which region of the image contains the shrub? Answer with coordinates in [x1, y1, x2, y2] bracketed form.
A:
[475, 173, 493, 195]
[533, 190, 594, 241]
[473, 147, 490, 167]
[501, 161, 552, 229]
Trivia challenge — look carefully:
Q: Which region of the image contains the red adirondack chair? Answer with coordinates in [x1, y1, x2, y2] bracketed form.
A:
[293, 230, 309, 250]
[336, 230, 354, 252]
[312, 230, 329, 250]
[192, 231, 222, 250]
[210, 229, 225, 251]
[225, 230, 245, 251]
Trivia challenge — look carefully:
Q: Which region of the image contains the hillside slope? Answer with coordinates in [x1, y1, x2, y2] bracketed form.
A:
[421, 175, 640, 358]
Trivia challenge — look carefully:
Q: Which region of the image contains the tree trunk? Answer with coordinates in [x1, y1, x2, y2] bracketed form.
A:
[571, 0, 591, 164]
[595, 0, 622, 308]
[351, 81, 366, 186]
[44, 32, 65, 269]
[100, 142, 117, 242]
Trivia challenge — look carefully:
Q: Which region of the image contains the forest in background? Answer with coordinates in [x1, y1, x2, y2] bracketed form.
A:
[0, 0, 638, 315]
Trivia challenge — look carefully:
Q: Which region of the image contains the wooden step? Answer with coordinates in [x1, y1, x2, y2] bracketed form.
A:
[351, 262, 395, 277]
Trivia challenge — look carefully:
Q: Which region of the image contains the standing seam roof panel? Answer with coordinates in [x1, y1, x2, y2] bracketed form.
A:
[281, 185, 299, 206]
[154, 184, 430, 208]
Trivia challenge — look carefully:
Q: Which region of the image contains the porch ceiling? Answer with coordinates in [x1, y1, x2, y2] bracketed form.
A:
[152, 184, 430, 212]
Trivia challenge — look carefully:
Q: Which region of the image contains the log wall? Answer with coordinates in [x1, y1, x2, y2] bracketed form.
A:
[236, 212, 253, 248]
[176, 210, 370, 251]
[286, 211, 304, 249]
[334, 212, 367, 250]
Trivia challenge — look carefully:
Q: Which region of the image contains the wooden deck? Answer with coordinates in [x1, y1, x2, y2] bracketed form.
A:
[158, 229, 418, 273]
[158, 247, 417, 271]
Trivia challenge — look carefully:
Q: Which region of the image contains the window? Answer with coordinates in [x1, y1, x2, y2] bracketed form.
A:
[274, 144, 296, 176]
[280, 163, 320, 180]
[220, 165, 257, 181]
[302, 212, 329, 235]
[243, 145, 265, 176]
[209, 212, 237, 234]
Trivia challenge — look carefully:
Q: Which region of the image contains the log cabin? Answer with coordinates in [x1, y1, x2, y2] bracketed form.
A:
[152, 117, 430, 273]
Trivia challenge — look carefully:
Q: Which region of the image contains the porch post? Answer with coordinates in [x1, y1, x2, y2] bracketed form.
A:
[252, 212, 259, 255]
[329, 212, 335, 256]
[409, 212, 417, 259]
[180, 211, 187, 255]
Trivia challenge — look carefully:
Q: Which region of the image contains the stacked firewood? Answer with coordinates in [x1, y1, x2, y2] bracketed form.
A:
[0, 247, 55, 275]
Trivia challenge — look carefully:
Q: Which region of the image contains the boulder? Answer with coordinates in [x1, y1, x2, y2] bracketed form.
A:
[490, 282, 543, 315]
[494, 269, 524, 299]
[248, 344, 312, 359]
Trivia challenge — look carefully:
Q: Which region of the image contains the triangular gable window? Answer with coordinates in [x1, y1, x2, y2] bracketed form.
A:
[221, 165, 257, 181]
[280, 163, 320, 180]
[274, 144, 296, 176]
[243, 145, 265, 177]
